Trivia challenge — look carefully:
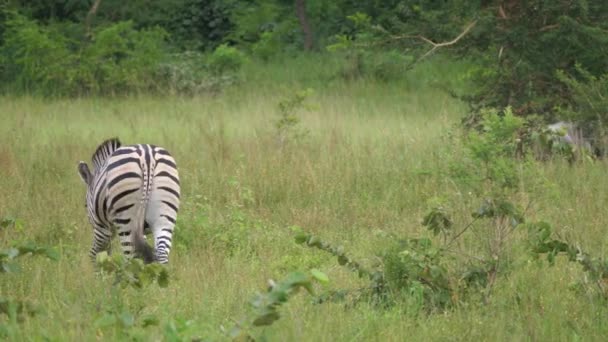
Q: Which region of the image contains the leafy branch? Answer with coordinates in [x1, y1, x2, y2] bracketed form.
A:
[374, 20, 477, 65]
[527, 221, 608, 297]
[225, 270, 327, 341]
[0, 242, 60, 325]
[95, 251, 169, 289]
[1, 242, 59, 273]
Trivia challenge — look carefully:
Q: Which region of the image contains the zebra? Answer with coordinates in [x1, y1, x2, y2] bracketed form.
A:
[77, 138, 181, 264]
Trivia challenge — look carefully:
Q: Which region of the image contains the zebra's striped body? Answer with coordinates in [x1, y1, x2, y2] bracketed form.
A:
[78, 138, 180, 264]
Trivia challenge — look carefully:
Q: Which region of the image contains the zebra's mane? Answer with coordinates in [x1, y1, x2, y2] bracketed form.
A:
[91, 138, 122, 172]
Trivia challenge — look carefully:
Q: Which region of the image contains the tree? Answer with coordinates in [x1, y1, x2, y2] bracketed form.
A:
[295, 0, 313, 50]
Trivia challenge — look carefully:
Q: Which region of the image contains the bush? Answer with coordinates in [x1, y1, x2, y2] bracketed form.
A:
[0, 12, 72, 95]
[458, 2, 608, 120]
[557, 66, 608, 156]
[81, 21, 168, 94]
[0, 13, 168, 96]
[207, 43, 245, 76]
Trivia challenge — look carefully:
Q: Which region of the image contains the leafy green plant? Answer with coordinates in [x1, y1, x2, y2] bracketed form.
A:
[0, 217, 23, 231]
[290, 107, 538, 312]
[92, 252, 168, 337]
[527, 221, 608, 298]
[382, 238, 453, 312]
[208, 43, 245, 76]
[1, 242, 59, 273]
[1, 14, 168, 96]
[0, 241, 59, 334]
[275, 88, 313, 147]
[0, 11, 72, 95]
[95, 251, 169, 289]
[557, 65, 608, 156]
[225, 270, 327, 341]
[79, 21, 168, 95]
[251, 31, 281, 61]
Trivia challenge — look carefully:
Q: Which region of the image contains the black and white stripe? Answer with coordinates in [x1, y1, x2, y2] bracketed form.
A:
[78, 138, 180, 264]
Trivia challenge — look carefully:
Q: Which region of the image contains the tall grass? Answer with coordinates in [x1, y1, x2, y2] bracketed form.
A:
[1, 56, 608, 341]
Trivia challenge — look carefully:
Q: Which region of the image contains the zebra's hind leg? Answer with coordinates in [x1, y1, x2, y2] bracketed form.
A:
[150, 217, 175, 264]
[114, 218, 137, 261]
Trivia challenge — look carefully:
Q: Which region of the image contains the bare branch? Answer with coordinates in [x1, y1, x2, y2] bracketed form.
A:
[416, 21, 477, 61]
[355, 21, 477, 71]
[539, 24, 559, 32]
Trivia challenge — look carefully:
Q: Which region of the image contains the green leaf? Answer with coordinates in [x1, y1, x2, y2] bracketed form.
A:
[96, 251, 109, 264]
[294, 232, 308, 244]
[119, 311, 135, 328]
[141, 314, 160, 327]
[95, 313, 118, 328]
[252, 310, 280, 326]
[547, 251, 556, 265]
[311, 269, 329, 284]
[43, 248, 60, 261]
[2, 262, 20, 273]
[158, 269, 170, 288]
[0, 218, 16, 229]
[307, 236, 322, 248]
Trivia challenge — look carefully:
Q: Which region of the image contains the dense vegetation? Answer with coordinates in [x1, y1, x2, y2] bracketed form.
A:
[1, 1, 608, 341]
[1, 1, 607, 118]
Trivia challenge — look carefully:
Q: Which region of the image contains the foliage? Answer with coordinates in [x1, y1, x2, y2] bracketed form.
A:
[295, 229, 457, 310]
[0, 240, 59, 334]
[82, 21, 168, 94]
[457, 1, 608, 121]
[208, 43, 246, 76]
[421, 204, 452, 237]
[156, 48, 242, 96]
[0, 0, 234, 51]
[450, 106, 525, 193]
[290, 108, 537, 309]
[0, 13, 168, 96]
[275, 88, 313, 146]
[326, 13, 415, 81]
[1, 242, 59, 273]
[556, 65, 608, 156]
[527, 221, 608, 298]
[226, 0, 299, 56]
[156, 51, 212, 96]
[92, 252, 168, 337]
[382, 238, 453, 311]
[158, 0, 234, 51]
[0, 11, 73, 94]
[95, 251, 169, 289]
[225, 270, 326, 341]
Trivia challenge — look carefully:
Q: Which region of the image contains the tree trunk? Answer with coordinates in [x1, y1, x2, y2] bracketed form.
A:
[295, 0, 313, 50]
[85, 0, 103, 39]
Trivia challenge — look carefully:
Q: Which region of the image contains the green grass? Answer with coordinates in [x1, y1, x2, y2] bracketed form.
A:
[1, 56, 608, 341]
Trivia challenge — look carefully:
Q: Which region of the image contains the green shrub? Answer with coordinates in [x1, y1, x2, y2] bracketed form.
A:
[251, 31, 281, 61]
[79, 21, 168, 95]
[0, 13, 168, 96]
[207, 43, 245, 76]
[0, 12, 72, 95]
[382, 238, 453, 312]
[557, 66, 608, 156]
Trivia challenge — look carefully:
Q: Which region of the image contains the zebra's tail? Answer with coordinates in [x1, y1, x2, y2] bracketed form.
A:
[132, 155, 156, 264]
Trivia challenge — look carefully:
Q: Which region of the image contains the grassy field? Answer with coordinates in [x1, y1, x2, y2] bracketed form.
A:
[1, 56, 608, 341]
